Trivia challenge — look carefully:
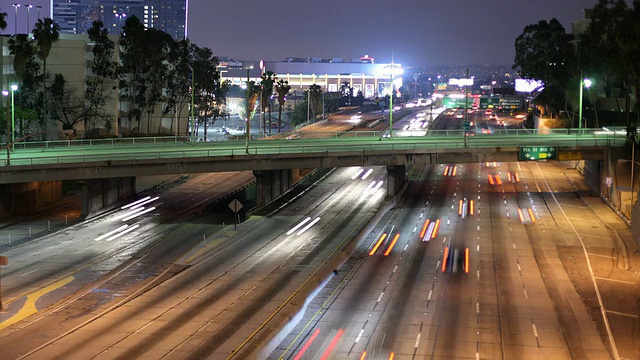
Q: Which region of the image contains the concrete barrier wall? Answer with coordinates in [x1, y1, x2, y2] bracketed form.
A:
[81, 177, 136, 219]
[0, 181, 63, 217]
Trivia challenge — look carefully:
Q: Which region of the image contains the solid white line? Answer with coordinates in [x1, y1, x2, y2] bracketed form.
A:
[403, 244, 408, 251]
[534, 162, 620, 359]
[393, 265, 398, 273]
[414, 332, 421, 348]
[18, 268, 39, 277]
[355, 328, 364, 343]
[428, 290, 433, 300]
[606, 310, 640, 318]
[594, 277, 635, 285]
[377, 292, 384, 302]
[532, 324, 538, 338]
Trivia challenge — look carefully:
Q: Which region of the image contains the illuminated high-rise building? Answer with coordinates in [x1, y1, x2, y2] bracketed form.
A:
[51, 0, 188, 40]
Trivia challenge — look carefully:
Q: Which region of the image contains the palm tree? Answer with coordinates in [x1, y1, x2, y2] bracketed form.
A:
[275, 79, 290, 133]
[308, 84, 323, 120]
[0, 9, 8, 32]
[259, 71, 276, 135]
[8, 34, 35, 82]
[33, 18, 60, 135]
[245, 81, 261, 141]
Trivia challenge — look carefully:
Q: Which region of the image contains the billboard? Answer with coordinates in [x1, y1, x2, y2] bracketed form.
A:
[515, 79, 544, 93]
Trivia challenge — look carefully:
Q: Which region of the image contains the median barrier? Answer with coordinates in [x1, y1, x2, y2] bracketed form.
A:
[234, 177, 410, 359]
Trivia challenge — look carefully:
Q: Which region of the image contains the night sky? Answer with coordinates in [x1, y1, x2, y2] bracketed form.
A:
[1, 0, 630, 66]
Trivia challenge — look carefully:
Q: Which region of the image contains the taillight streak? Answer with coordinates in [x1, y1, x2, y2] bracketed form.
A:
[319, 329, 344, 360]
[384, 233, 400, 256]
[452, 166, 457, 176]
[528, 208, 536, 222]
[469, 200, 475, 216]
[419, 219, 430, 239]
[442, 247, 449, 272]
[488, 174, 495, 185]
[293, 328, 321, 360]
[369, 233, 388, 256]
[465, 247, 469, 273]
[431, 219, 441, 239]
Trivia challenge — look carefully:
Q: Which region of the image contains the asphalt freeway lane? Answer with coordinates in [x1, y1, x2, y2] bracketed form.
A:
[7, 166, 388, 359]
[269, 161, 612, 360]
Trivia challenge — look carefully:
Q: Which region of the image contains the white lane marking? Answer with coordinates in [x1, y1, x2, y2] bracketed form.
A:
[476, 245, 480, 252]
[436, 261, 441, 271]
[478, 195, 481, 200]
[355, 328, 364, 343]
[517, 264, 522, 272]
[594, 277, 635, 285]
[393, 265, 398, 273]
[451, 205, 455, 209]
[477, 270, 480, 281]
[513, 243, 517, 249]
[377, 292, 384, 302]
[477, 225, 480, 231]
[19, 268, 39, 277]
[413, 226, 417, 233]
[476, 353, 480, 360]
[524, 289, 528, 299]
[447, 219, 450, 225]
[414, 332, 422, 348]
[404, 244, 409, 251]
[532, 324, 539, 338]
[428, 290, 433, 301]
[606, 310, 640, 318]
[476, 302, 480, 314]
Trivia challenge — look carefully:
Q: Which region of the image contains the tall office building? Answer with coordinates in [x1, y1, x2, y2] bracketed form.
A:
[52, 0, 188, 40]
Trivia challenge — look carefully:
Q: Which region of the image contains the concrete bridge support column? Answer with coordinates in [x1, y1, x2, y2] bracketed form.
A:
[387, 165, 407, 196]
[81, 177, 136, 219]
[254, 169, 292, 206]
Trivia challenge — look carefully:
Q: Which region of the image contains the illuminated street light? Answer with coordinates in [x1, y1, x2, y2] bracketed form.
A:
[578, 77, 592, 130]
[12, 4, 20, 34]
[26, 4, 33, 35]
[10, 84, 18, 150]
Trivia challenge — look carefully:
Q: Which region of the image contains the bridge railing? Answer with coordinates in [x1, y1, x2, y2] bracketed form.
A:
[11, 136, 191, 150]
[0, 134, 625, 167]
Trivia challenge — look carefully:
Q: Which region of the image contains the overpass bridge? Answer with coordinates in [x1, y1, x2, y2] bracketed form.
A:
[0, 129, 626, 216]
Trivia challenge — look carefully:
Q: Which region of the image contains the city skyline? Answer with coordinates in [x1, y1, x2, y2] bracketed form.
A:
[0, 0, 634, 67]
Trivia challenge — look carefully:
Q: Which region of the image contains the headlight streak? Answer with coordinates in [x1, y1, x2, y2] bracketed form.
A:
[369, 233, 388, 256]
[121, 207, 156, 222]
[116, 207, 148, 221]
[95, 224, 129, 241]
[351, 168, 365, 180]
[120, 196, 151, 209]
[296, 217, 321, 235]
[130, 196, 160, 210]
[371, 180, 384, 193]
[106, 224, 140, 242]
[362, 168, 374, 180]
[286, 217, 311, 235]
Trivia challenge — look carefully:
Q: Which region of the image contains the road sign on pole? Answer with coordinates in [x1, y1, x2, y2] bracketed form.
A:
[228, 199, 243, 229]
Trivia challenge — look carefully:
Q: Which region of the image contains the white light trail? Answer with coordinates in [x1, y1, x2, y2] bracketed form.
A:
[351, 168, 364, 180]
[121, 207, 156, 222]
[116, 207, 148, 221]
[297, 217, 321, 235]
[362, 168, 374, 180]
[95, 224, 129, 241]
[121, 196, 151, 209]
[130, 196, 160, 210]
[286, 217, 311, 235]
[106, 224, 140, 242]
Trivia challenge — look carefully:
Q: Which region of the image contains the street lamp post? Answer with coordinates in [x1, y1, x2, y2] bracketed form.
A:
[2, 90, 8, 162]
[10, 85, 17, 150]
[35, 5, 41, 20]
[12, 4, 20, 34]
[26, 4, 33, 34]
[115, 13, 127, 33]
[578, 76, 592, 131]
[188, 65, 195, 142]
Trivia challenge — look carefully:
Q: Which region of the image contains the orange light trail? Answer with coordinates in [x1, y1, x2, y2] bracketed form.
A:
[360, 351, 367, 360]
[319, 329, 344, 360]
[518, 208, 524, 223]
[465, 247, 469, 273]
[442, 246, 449, 272]
[389, 352, 395, 360]
[528, 208, 536, 222]
[515, 173, 520, 182]
[507, 172, 512, 182]
[384, 233, 401, 256]
[419, 219, 430, 239]
[496, 175, 502, 185]
[432, 219, 441, 239]
[294, 328, 321, 360]
[469, 200, 474, 216]
[488, 174, 495, 185]
[369, 233, 388, 256]
[458, 200, 463, 215]
[443, 165, 449, 176]
[452, 166, 457, 176]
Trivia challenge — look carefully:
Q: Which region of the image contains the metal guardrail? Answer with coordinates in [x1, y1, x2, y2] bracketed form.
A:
[8, 128, 624, 149]
[0, 135, 626, 167]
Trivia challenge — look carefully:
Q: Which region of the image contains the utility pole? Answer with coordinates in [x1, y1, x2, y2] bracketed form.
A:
[464, 68, 469, 147]
[245, 69, 250, 153]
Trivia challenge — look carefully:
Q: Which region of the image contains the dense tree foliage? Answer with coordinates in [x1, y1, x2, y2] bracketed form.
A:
[275, 79, 291, 133]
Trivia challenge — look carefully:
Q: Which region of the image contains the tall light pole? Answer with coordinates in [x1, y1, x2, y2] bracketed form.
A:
[35, 5, 41, 21]
[188, 65, 195, 141]
[115, 13, 126, 33]
[578, 75, 592, 130]
[389, 71, 393, 137]
[2, 90, 10, 165]
[12, 4, 20, 34]
[26, 4, 33, 34]
[10, 85, 18, 151]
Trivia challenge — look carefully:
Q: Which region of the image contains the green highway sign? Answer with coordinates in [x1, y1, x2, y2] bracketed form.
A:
[519, 146, 557, 161]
